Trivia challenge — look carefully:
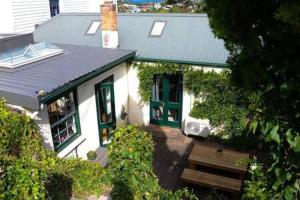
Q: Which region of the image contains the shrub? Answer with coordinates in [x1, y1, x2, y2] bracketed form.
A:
[0, 99, 106, 200]
[48, 158, 106, 199]
[107, 125, 198, 200]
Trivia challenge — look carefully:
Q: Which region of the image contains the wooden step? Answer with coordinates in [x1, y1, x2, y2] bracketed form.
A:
[181, 168, 242, 193]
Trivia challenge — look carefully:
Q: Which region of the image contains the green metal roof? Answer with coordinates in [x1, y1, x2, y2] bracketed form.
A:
[34, 13, 229, 66]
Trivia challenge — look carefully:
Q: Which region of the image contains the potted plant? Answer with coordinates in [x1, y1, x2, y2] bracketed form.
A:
[87, 150, 97, 160]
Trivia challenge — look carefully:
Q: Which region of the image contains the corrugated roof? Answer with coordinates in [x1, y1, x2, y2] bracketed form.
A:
[0, 44, 135, 109]
[34, 13, 229, 66]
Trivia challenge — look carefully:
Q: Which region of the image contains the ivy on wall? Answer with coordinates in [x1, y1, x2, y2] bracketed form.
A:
[136, 62, 258, 148]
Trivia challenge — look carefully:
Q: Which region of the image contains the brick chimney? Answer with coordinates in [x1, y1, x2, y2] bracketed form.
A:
[100, 0, 118, 48]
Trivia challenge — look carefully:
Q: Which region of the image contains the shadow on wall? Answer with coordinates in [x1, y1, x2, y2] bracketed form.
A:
[35, 113, 55, 150]
[128, 95, 146, 126]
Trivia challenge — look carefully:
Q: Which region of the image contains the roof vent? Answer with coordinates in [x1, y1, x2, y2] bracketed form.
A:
[0, 42, 63, 68]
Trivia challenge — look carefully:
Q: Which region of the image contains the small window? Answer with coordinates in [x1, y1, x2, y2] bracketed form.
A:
[150, 21, 166, 36]
[86, 21, 101, 35]
[47, 91, 80, 151]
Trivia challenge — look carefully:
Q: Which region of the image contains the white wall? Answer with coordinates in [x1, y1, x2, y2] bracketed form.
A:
[60, 63, 128, 158]
[0, 1, 14, 33]
[60, 0, 103, 13]
[35, 106, 54, 150]
[0, 0, 51, 33]
[127, 64, 150, 126]
[35, 63, 128, 159]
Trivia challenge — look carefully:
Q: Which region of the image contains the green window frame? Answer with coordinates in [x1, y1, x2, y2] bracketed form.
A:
[47, 90, 81, 152]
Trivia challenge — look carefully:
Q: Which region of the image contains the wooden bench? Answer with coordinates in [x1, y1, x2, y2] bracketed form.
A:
[181, 168, 242, 193]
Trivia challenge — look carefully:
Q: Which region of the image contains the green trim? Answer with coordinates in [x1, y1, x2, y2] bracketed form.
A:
[49, 89, 82, 152]
[39, 51, 136, 104]
[95, 76, 116, 147]
[135, 57, 229, 68]
[150, 74, 183, 128]
[55, 132, 81, 152]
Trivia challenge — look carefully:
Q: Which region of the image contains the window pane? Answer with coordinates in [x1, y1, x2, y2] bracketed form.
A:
[152, 75, 163, 101]
[152, 106, 163, 120]
[99, 87, 113, 123]
[87, 21, 100, 34]
[47, 91, 78, 150]
[150, 21, 166, 36]
[101, 127, 113, 145]
[169, 75, 180, 103]
[168, 109, 178, 122]
[53, 135, 60, 147]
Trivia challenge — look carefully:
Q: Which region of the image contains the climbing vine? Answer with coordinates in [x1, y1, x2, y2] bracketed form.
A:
[135, 62, 257, 147]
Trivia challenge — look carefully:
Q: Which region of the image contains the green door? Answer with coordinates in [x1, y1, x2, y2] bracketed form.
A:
[95, 76, 116, 147]
[150, 74, 183, 128]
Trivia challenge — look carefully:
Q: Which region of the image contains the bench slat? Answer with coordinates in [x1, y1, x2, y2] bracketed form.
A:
[181, 168, 242, 193]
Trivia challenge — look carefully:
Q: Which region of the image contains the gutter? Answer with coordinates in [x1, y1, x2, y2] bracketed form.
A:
[134, 57, 229, 68]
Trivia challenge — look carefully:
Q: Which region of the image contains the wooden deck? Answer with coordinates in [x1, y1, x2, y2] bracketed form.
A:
[145, 125, 194, 190]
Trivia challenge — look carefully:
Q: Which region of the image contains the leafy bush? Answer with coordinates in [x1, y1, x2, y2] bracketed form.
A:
[185, 69, 260, 149]
[0, 99, 55, 200]
[107, 125, 198, 200]
[0, 99, 106, 200]
[48, 158, 106, 199]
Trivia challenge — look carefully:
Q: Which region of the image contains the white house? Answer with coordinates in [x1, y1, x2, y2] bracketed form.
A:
[0, 1, 229, 161]
[0, 0, 105, 34]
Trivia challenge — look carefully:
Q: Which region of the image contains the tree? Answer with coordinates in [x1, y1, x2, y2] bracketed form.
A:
[205, 0, 300, 130]
[205, 0, 300, 198]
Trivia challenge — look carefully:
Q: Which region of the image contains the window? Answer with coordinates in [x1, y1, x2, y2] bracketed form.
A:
[0, 42, 63, 68]
[150, 21, 166, 36]
[86, 21, 101, 35]
[47, 91, 80, 151]
[49, 0, 60, 17]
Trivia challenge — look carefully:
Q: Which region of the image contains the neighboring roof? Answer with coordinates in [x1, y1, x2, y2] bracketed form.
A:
[0, 43, 135, 109]
[34, 13, 229, 66]
[0, 33, 34, 53]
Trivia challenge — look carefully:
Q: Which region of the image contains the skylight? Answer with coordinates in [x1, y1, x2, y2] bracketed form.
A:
[0, 42, 63, 68]
[150, 21, 166, 36]
[86, 21, 101, 35]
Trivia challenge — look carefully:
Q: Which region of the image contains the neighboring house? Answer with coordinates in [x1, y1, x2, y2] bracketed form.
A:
[0, 1, 229, 159]
[0, 0, 104, 34]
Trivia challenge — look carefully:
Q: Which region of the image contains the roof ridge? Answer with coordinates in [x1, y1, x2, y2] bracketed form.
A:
[58, 12, 208, 17]
[35, 14, 62, 29]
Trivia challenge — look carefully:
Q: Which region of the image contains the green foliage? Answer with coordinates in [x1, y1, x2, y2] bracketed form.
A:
[0, 99, 55, 200]
[49, 158, 106, 199]
[205, 0, 300, 198]
[185, 70, 252, 141]
[243, 158, 271, 200]
[108, 125, 198, 200]
[136, 62, 258, 148]
[0, 99, 105, 200]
